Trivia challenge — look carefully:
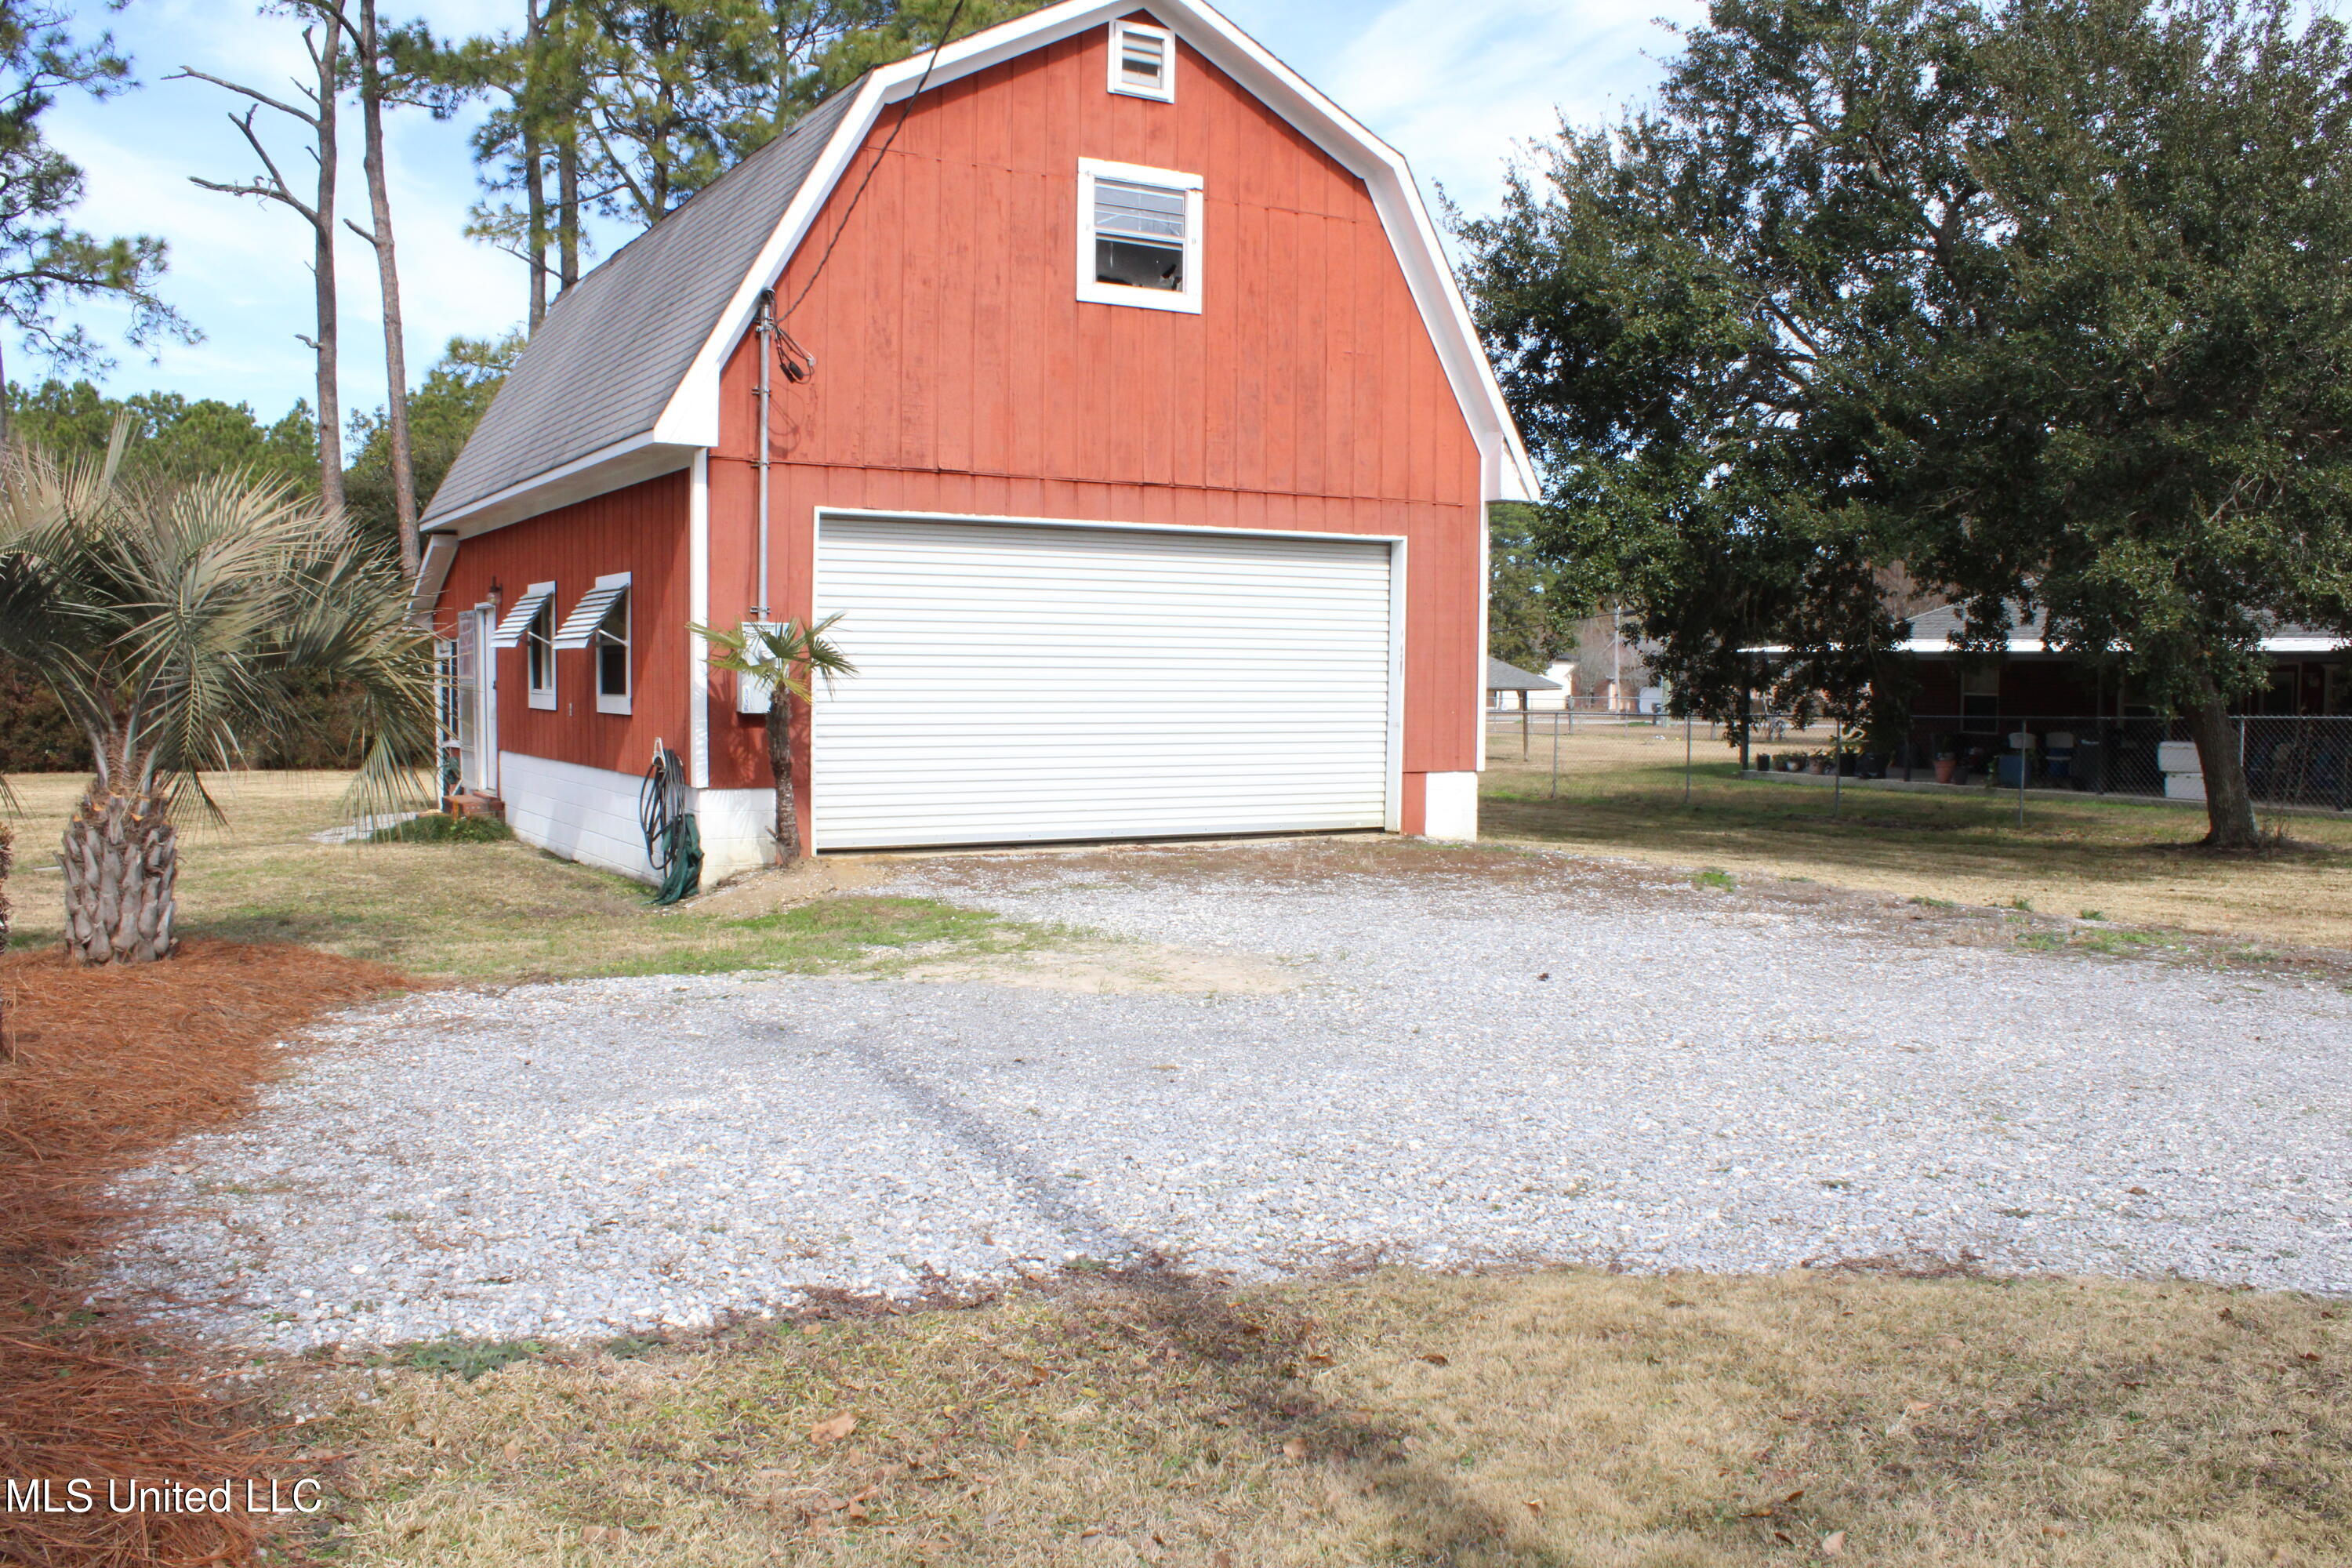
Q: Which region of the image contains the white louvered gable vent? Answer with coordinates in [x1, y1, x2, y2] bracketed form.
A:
[551, 576, 629, 650]
[491, 582, 556, 648]
[1109, 20, 1174, 101]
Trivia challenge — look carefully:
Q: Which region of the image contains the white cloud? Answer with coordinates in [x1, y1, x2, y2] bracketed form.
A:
[1312, 0, 1708, 216]
[35, 0, 524, 416]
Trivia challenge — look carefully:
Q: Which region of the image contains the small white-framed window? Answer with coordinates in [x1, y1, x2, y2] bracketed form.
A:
[488, 578, 560, 710]
[1076, 158, 1202, 314]
[550, 571, 632, 714]
[593, 576, 631, 714]
[1108, 19, 1174, 101]
[524, 585, 557, 710]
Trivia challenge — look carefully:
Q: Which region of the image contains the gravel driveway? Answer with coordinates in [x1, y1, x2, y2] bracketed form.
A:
[119, 841, 2352, 1348]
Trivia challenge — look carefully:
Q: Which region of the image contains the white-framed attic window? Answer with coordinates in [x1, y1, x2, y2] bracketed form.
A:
[1076, 158, 1202, 314]
[1108, 19, 1174, 101]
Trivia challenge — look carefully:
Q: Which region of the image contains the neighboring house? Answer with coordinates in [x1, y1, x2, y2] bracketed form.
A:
[1484, 657, 1560, 711]
[1892, 603, 2350, 727]
[417, 0, 1534, 880]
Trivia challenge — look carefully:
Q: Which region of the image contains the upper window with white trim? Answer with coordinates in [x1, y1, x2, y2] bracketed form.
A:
[1076, 158, 1203, 314]
[1108, 20, 1174, 101]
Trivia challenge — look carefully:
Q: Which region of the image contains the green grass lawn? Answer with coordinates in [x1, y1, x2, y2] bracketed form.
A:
[3, 771, 1042, 982]
[1482, 724, 2352, 949]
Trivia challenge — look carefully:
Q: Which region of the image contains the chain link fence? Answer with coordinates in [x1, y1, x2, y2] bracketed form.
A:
[1745, 714, 2352, 811]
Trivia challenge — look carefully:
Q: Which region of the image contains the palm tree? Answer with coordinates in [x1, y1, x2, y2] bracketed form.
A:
[0, 437, 434, 964]
[690, 615, 855, 866]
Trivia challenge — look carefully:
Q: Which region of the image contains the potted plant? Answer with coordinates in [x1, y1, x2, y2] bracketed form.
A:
[1933, 736, 1958, 784]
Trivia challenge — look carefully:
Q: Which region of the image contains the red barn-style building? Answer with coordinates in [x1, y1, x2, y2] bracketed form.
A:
[417, 0, 1535, 880]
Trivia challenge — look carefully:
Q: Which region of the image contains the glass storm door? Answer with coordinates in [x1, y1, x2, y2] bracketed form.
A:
[454, 606, 497, 793]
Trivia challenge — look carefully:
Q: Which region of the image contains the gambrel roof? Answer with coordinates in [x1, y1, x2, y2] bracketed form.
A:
[423, 0, 1538, 537]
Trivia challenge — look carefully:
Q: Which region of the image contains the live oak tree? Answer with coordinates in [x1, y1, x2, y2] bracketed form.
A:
[1460, 0, 2352, 844]
[1888, 0, 2352, 847]
[1457, 0, 1957, 735]
[0, 442, 433, 964]
[0, 2, 193, 439]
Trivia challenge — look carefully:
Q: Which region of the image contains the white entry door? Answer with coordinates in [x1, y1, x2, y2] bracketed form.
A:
[453, 604, 499, 794]
[811, 514, 1397, 851]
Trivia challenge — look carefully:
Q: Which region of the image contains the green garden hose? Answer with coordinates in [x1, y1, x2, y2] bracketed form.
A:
[639, 746, 702, 906]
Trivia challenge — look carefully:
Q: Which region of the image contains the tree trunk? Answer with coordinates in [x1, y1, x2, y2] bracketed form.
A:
[2185, 673, 2259, 848]
[765, 704, 799, 866]
[354, 0, 419, 575]
[523, 0, 548, 330]
[0, 820, 12, 1058]
[550, 0, 581, 294]
[314, 24, 346, 516]
[61, 794, 178, 965]
[558, 139, 579, 291]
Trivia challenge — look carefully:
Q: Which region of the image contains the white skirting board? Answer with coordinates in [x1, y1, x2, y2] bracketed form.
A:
[496, 753, 774, 884]
[695, 787, 778, 877]
[1422, 771, 1479, 840]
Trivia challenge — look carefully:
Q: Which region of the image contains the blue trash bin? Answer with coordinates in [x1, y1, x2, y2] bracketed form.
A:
[1995, 753, 2029, 788]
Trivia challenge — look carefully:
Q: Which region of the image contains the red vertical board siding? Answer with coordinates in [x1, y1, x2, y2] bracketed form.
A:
[476, 18, 1490, 808]
[437, 472, 690, 776]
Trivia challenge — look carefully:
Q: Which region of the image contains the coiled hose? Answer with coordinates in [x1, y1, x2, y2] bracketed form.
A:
[639, 745, 702, 906]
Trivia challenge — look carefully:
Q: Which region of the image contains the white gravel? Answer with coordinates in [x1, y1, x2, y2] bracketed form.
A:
[115, 844, 2352, 1348]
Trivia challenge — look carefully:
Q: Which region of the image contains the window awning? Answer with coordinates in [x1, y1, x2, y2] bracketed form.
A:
[552, 582, 627, 649]
[491, 583, 556, 648]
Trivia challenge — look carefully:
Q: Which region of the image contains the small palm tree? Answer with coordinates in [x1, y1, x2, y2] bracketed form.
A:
[691, 615, 855, 866]
[0, 437, 434, 964]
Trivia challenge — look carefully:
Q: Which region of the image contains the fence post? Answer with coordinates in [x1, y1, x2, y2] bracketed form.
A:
[1550, 709, 1560, 800]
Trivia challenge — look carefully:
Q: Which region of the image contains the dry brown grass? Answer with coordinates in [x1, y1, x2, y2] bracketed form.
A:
[302, 1265, 2347, 1566]
[1481, 723, 2352, 949]
[0, 939, 418, 1567]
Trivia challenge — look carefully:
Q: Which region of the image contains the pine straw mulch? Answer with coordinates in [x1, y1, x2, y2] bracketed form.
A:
[0, 938, 419, 1568]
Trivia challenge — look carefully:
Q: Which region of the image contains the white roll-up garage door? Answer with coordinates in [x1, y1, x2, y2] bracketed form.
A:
[810, 514, 1396, 850]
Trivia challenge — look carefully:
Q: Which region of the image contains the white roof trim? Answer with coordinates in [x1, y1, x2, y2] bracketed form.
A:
[408, 533, 456, 623]
[423, 430, 699, 539]
[650, 0, 1538, 503]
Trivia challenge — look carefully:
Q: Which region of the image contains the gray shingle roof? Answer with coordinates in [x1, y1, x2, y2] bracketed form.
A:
[424, 86, 866, 524]
[1485, 656, 1561, 691]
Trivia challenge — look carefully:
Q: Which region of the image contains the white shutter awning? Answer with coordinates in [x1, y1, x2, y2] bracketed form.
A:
[491, 583, 556, 648]
[552, 582, 628, 650]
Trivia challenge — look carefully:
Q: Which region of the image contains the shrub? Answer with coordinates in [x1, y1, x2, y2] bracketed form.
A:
[369, 813, 514, 845]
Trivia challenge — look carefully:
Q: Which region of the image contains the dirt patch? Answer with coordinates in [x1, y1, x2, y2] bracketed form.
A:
[894, 938, 1299, 995]
[680, 856, 890, 917]
[0, 938, 419, 1568]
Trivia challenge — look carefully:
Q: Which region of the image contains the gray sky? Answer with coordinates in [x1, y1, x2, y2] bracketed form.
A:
[45, 0, 1706, 421]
